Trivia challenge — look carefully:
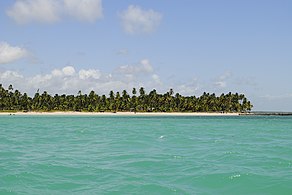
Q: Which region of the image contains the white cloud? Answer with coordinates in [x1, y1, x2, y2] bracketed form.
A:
[117, 59, 153, 74]
[176, 78, 199, 96]
[6, 0, 60, 24]
[152, 74, 162, 85]
[1, 64, 254, 99]
[0, 42, 28, 64]
[62, 66, 76, 76]
[63, 0, 103, 22]
[79, 69, 101, 80]
[29, 74, 53, 87]
[140, 59, 153, 72]
[213, 71, 232, 89]
[214, 81, 227, 88]
[0, 61, 161, 96]
[51, 69, 63, 77]
[1, 64, 257, 100]
[119, 5, 162, 34]
[219, 71, 232, 81]
[0, 70, 23, 79]
[6, 0, 103, 24]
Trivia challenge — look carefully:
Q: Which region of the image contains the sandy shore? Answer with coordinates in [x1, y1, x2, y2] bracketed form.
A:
[0, 111, 240, 116]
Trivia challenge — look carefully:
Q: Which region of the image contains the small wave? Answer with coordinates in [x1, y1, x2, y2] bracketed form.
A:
[229, 174, 241, 179]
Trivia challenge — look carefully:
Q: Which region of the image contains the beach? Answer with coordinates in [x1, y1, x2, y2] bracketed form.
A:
[0, 111, 240, 116]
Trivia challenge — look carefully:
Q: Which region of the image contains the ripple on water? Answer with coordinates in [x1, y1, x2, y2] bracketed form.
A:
[1, 115, 292, 194]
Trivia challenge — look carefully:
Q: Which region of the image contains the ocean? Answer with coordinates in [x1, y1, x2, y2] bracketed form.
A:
[0, 115, 291, 194]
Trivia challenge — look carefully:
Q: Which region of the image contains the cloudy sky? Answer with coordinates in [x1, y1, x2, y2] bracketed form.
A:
[0, 0, 291, 111]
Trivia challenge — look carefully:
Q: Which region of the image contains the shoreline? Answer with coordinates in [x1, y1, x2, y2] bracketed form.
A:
[0, 111, 241, 116]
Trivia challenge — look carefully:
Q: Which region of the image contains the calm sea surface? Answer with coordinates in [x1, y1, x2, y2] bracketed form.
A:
[0, 115, 291, 194]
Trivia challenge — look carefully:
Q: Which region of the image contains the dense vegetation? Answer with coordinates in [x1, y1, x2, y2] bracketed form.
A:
[0, 84, 252, 113]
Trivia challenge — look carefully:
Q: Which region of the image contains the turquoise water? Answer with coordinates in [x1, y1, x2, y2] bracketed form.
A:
[0, 115, 292, 194]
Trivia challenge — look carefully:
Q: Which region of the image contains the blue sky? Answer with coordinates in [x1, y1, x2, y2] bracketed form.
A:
[0, 0, 291, 111]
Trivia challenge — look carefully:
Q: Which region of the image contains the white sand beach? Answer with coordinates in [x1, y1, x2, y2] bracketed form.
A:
[0, 111, 240, 116]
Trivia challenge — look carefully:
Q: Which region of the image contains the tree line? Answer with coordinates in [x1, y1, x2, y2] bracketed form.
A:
[0, 84, 252, 113]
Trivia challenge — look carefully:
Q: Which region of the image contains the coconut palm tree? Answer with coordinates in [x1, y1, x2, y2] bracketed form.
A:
[0, 83, 253, 113]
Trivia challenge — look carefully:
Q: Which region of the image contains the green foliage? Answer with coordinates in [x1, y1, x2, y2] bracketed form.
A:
[0, 84, 253, 113]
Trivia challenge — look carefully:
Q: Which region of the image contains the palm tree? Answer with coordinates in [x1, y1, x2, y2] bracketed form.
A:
[132, 88, 137, 96]
[131, 88, 137, 112]
[0, 83, 253, 113]
[121, 90, 130, 111]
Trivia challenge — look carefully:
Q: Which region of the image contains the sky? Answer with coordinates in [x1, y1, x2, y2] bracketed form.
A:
[0, 0, 292, 111]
